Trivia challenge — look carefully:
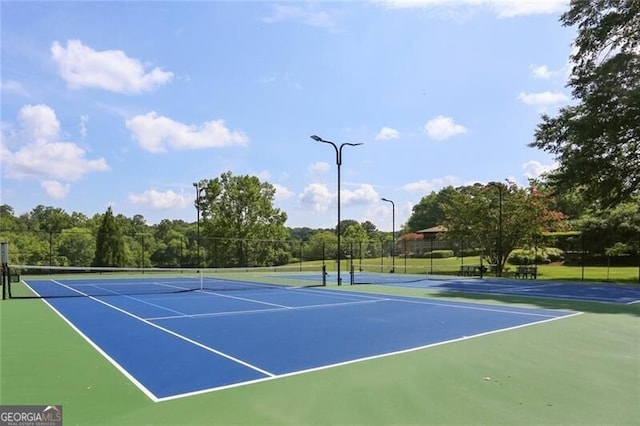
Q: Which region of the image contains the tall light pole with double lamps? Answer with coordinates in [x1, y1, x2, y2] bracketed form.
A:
[311, 135, 363, 285]
[381, 198, 395, 273]
[193, 183, 206, 269]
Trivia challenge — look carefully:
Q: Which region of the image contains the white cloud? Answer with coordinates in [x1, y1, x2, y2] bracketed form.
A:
[1, 79, 27, 95]
[530, 64, 552, 79]
[375, 127, 400, 140]
[262, 4, 335, 29]
[309, 161, 330, 174]
[128, 189, 190, 210]
[79, 115, 89, 139]
[403, 175, 460, 192]
[376, 0, 568, 18]
[522, 160, 557, 179]
[298, 182, 379, 212]
[41, 180, 71, 199]
[255, 170, 272, 181]
[2, 104, 109, 183]
[424, 116, 467, 140]
[125, 112, 249, 152]
[273, 183, 295, 201]
[341, 184, 379, 206]
[518, 91, 569, 107]
[19, 104, 60, 142]
[51, 40, 173, 94]
[299, 183, 332, 212]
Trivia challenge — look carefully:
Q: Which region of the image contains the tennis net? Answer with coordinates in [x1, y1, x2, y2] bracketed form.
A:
[349, 264, 431, 285]
[7, 264, 324, 299]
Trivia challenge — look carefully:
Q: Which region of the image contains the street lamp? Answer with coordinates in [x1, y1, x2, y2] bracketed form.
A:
[487, 182, 504, 277]
[311, 135, 363, 285]
[193, 183, 206, 269]
[381, 198, 395, 273]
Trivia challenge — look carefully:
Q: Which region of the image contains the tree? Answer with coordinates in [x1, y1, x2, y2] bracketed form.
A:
[93, 207, 126, 267]
[442, 183, 564, 273]
[530, 1, 640, 208]
[577, 199, 640, 260]
[303, 230, 337, 261]
[360, 220, 378, 239]
[342, 223, 370, 260]
[57, 228, 95, 266]
[338, 219, 359, 236]
[197, 171, 289, 267]
[406, 187, 456, 232]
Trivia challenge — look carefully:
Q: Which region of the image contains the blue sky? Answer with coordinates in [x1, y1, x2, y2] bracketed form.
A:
[1, 0, 575, 231]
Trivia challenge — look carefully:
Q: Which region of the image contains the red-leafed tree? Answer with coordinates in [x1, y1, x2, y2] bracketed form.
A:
[441, 182, 564, 275]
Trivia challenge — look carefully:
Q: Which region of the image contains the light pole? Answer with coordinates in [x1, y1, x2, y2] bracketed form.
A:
[311, 135, 363, 285]
[381, 198, 395, 273]
[193, 183, 206, 269]
[487, 182, 504, 277]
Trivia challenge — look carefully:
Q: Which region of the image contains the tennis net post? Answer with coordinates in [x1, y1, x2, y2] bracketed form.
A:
[322, 265, 327, 286]
[350, 263, 355, 285]
[1, 242, 8, 300]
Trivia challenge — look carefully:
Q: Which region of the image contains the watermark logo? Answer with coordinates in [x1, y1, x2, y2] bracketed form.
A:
[0, 405, 62, 426]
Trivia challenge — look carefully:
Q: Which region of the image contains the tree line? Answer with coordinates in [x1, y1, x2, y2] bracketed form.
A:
[2, 173, 638, 271]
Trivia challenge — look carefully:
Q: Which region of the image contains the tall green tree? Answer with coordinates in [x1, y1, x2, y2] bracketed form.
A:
[343, 223, 370, 260]
[198, 171, 289, 267]
[406, 187, 457, 232]
[530, 0, 640, 208]
[577, 199, 640, 258]
[93, 207, 126, 267]
[303, 230, 337, 261]
[57, 228, 95, 266]
[442, 183, 563, 274]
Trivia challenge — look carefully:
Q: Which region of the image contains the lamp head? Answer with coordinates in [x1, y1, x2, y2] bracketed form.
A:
[310, 135, 322, 142]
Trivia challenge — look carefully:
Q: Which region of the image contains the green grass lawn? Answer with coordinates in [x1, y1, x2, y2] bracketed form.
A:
[1, 283, 639, 425]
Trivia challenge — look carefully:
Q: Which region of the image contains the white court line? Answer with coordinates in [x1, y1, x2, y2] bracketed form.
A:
[196, 289, 292, 309]
[156, 311, 583, 402]
[388, 297, 563, 318]
[20, 279, 161, 402]
[145, 298, 390, 321]
[91, 283, 190, 317]
[24, 278, 584, 403]
[44, 279, 277, 398]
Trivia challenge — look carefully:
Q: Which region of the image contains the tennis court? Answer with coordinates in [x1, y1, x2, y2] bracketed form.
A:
[13, 270, 575, 402]
[347, 271, 640, 304]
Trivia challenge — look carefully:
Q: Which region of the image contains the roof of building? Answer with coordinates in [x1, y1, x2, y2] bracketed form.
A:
[416, 225, 448, 234]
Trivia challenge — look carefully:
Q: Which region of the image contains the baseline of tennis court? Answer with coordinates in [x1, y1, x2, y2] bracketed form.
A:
[348, 273, 640, 304]
[23, 277, 577, 402]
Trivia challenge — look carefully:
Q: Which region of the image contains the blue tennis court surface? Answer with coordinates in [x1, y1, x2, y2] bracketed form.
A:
[348, 273, 640, 304]
[25, 277, 577, 402]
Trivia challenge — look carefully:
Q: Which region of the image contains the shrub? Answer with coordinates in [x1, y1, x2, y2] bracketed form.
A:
[425, 250, 454, 259]
[508, 247, 564, 265]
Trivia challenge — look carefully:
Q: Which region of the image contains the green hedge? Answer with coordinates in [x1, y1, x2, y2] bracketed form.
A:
[508, 247, 563, 265]
[425, 250, 454, 259]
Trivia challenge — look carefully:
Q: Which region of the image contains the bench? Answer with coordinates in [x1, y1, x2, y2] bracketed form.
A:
[515, 265, 537, 279]
[459, 265, 484, 276]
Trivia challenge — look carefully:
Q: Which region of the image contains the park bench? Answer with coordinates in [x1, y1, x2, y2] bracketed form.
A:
[515, 265, 537, 279]
[459, 265, 481, 276]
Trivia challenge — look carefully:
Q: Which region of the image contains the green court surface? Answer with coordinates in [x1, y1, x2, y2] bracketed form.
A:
[1, 286, 638, 425]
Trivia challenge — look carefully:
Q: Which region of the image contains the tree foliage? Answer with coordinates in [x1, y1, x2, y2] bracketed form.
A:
[441, 182, 564, 272]
[577, 199, 640, 257]
[406, 187, 457, 232]
[197, 171, 289, 267]
[93, 207, 126, 267]
[530, 0, 640, 208]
